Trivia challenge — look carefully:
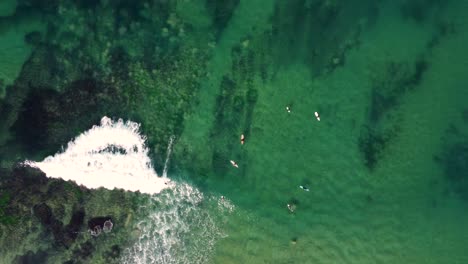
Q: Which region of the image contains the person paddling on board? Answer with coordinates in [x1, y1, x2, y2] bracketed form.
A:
[299, 185, 310, 192]
[230, 160, 239, 168]
[240, 134, 245, 145]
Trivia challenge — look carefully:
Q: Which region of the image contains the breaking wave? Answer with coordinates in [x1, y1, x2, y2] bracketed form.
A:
[24, 116, 169, 194]
[24, 116, 234, 263]
[122, 183, 234, 264]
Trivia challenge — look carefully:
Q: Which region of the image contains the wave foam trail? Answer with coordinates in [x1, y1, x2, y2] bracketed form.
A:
[122, 183, 234, 264]
[24, 116, 169, 194]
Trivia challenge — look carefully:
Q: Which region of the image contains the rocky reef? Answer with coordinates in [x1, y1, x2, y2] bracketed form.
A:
[0, 0, 215, 170]
[0, 165, 146, 263]
[0, 0, 228, 262]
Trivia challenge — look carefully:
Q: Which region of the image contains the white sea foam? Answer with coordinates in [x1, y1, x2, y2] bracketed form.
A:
[24, 116, 234, 262]
[24, 116, 170, 194]
[121, 183, 234, 264]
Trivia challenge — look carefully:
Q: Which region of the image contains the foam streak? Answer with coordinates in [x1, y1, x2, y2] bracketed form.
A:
[162, 135, 175, 178]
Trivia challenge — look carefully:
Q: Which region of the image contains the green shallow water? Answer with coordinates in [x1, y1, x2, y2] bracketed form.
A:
[174, 1, 468, 263]
[1, 0, 468, 263]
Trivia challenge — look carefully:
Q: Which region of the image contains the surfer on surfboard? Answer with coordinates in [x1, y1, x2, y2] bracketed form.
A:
[314, 111, 320, 121]
[230, 160, 239, 168]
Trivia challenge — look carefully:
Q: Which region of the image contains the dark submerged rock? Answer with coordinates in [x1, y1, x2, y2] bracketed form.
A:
[206, 0, 240, 39]
[442, 143, 468, 199]
[358, 127, 390, 170]
[359, 58, 428, 170]
[11, 78, 122, 157]
[13, 250, 48, 264]
[65, 209, 85, 240]
[24, 31, 43, 46]
[33, 203, 53, 226]
[105, 245, 121, 260]
[72, 241, 95, 260]
[33, 203, 85, 248]
[88, 216, 113, 236]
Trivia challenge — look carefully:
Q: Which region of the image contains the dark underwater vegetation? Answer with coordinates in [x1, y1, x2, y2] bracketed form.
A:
[1, 0, 468, 263]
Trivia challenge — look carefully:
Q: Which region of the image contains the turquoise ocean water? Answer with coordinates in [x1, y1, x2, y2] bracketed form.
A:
[174, 1, 468, 263]
[1, 0, 468, 263]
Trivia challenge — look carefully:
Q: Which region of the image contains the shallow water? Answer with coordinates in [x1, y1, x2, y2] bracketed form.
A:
[176, 1, 468, 263]
[1, 0, 468, 263]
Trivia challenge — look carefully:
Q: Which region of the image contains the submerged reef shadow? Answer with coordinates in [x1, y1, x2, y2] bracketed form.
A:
[358, 58, 428, 170]
[400, 0, 447, 23]
[270, 0, 377, 75]
[437, 117, 468, 201]
[442, 143, 468, 199]
[10, 78, 123, 158]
